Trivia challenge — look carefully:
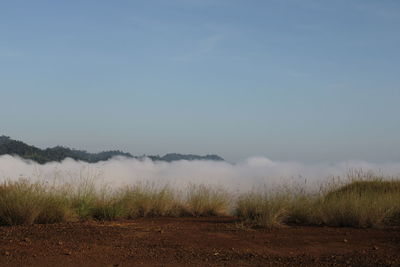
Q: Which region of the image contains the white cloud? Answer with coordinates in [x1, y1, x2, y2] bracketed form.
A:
[1, 155, 400, 193]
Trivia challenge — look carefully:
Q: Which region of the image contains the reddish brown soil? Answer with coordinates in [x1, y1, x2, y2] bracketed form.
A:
[0, 217, 399, 266]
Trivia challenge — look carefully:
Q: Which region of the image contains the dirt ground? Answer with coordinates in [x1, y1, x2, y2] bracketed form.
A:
[0, 217, 399, 266]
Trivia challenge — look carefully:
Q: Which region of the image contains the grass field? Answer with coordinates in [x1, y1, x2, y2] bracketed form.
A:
[0, 171, 399, 228]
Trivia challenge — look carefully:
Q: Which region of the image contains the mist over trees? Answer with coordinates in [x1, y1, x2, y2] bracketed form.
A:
[0, 136, 223, 164]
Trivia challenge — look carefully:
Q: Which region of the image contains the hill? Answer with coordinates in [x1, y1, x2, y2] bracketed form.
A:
[0, 136, 224, 164]
[148, 153, 224, 162]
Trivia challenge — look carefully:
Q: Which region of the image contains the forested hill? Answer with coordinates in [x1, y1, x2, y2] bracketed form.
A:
[148, 153, 224, 162]
[0, 136, 224, 164]
[0, 135, 133, 164]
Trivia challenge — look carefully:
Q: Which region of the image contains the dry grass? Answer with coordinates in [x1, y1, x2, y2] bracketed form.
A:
[119, 183, 180, 218]
[1, 171, 399, 228]
[236, 192, 289, 228]
[316, 178, 400, 227]
[184, 185, 230, 216]
[286, 193, 320, 225]
[0, 180, 43, 225]
[0, 180, 74, 225]
[235, 172, 400, 228]
[35, 187, 74, 224]
[69, 177, 97, 220]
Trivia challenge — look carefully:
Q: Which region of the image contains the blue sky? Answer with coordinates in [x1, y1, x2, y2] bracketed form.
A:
[1, 0, 399, 162]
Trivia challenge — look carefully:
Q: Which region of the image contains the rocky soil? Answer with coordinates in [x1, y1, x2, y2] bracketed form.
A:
[0, 217, 399, 266]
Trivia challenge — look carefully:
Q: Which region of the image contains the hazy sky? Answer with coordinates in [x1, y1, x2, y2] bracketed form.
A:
[1, 0, 399, 162]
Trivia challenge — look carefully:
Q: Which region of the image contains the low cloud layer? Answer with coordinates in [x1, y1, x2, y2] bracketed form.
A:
[1, 155, 400, 192]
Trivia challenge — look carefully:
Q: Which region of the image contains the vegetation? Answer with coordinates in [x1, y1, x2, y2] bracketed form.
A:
[0, 180, 43, 225]
[119, 184, 180, 218]
[184, 185, 230, 216]
[316, 178, 400, 227]
[0, 135, 133, 164]
[148, 153, 224, 162]
[0, 135, 224, 164]
[236, 174, 400, 228]
[0, 172, 399, 228]
[236, 192, 289, 228]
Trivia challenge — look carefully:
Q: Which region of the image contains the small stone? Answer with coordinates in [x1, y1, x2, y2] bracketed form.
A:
[373, 246, 379, 250]
[343, 239, 348, 243]
[4, 251, 10, 256]
[64, 251, 72, 255]
[58, 241, 63, 246]
[23, 238, 30, 242]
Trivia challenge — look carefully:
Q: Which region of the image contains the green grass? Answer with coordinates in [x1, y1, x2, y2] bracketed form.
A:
[1, 171, 399, 228]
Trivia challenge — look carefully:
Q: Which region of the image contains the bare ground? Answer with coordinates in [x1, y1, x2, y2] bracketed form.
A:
[0, 217, 399, 266]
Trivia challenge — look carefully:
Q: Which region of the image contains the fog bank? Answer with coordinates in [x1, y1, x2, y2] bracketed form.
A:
[1, 155, 400, 192]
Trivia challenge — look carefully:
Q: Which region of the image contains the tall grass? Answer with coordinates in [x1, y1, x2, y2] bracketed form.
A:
[69, 177, 97, 219]
[0, 171, 399, 228]
[35, 185, 74, 224]
[316, 178, 400, 227]
[0, 180, 43, 225]
[184, 185, 230, 216]
[236, 192, 289, 228]
[119, 183, 180, 218]
[0, 180, 75, 225]
[235, 172, 400, 228]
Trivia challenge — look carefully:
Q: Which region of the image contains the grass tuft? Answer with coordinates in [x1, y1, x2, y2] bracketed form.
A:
[184, 185, 230, 216]
[120, 183, 180, 218]
[236, 192, 289, 228]
[0, 171, 399, 228]
[317, 178, 400, 227]
[35, 188, 74, 224]
[0, 180, 43, 225]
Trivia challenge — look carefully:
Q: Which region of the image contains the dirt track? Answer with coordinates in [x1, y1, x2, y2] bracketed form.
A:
[0, 217, 399, 266]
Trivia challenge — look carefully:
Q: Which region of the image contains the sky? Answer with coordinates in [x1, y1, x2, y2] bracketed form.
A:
[0, 0, 399, 163]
